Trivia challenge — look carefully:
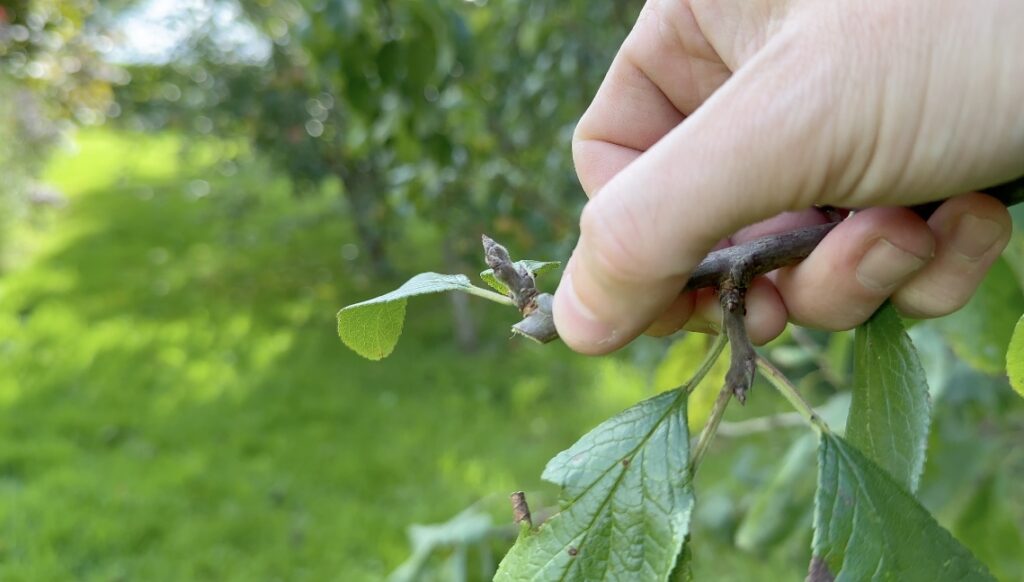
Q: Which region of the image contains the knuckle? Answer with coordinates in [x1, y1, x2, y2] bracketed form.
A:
[893, 286, 972, 319]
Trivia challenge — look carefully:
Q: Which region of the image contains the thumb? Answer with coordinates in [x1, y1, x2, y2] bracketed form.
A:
[554, 41, 842, 354]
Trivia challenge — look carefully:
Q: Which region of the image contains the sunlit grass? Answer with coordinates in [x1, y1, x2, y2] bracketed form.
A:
[1, 128, 858, 581]
[0, 128, 615, 580]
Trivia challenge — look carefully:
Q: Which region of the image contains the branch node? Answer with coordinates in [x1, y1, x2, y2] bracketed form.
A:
[720, 280, 757, 404]
[482, 235, 559, 344]
[482, 234, 538, 314]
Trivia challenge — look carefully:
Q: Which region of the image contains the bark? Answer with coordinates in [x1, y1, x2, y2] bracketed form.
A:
[444, 235, 479, 352]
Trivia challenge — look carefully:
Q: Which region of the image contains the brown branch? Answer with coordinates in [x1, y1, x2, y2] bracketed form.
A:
[684, 223, 838, 291]
[720, 276, 757, 403]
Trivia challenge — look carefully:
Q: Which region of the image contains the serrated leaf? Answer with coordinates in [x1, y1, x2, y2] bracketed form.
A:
[479, 260, 560, 295]
[337, 273, 475, 360]
[495, 389, 693, 581]
[1007, 314, 1024, 398]
[847, 302, 930, 492]
[653, 334, 730, 429]
[934, 257, 1024, 375]
[810, 433, 995, 582]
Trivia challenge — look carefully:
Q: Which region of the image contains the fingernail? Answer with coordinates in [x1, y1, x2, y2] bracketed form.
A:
[856, 239, 926, 291]
[951, 214, 1003, 260]
[554, 270, 617, 350]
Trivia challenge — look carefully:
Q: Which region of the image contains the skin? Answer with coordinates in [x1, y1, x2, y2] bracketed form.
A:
[553, 0, 1024, 355]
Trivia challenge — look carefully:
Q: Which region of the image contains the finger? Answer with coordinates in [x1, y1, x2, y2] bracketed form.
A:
[644, 292, 697, 337]
[771, 207, 935, 330]
[572, 0, 732, 196]
[554, 32, 844, 354]
[683, 276, 789, 345]
[892, 192, 1012, 318]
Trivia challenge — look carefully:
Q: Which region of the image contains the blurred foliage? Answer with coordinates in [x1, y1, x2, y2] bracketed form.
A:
[0, 0, 125, 266]
[115, 0, 641, 272]
[0, 0, 1022, 579]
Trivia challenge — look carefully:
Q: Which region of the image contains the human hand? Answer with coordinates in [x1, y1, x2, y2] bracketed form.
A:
[554, 0, 1024, 354]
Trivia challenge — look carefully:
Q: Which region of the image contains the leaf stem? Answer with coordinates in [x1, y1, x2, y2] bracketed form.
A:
[683, 331, 728, 394]
[756, 356, 831, 434]
[464, 284, 515, 306]
[690, 381, 733, 475]
[682, 332, 729, 476]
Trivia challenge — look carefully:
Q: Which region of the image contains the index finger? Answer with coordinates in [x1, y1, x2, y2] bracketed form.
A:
[573, 0, 732, 196]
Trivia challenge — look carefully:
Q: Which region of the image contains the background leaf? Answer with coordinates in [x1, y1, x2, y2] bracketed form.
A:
[479, 260, 560, 295]
[933, 257, 1024, 375]
[495, 389, 693, 581]
[810, 433, 994, 582]
[1007, 314, 1024, 398]
[653, 334, 730, 429]
[847, 302, 930, 491]
[337, 273, 476, 360]
[734, 433, 817, 553]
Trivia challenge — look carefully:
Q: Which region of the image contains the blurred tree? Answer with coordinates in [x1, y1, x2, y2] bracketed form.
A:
[113, 0, 641, 346]
[114, 0, 642, 272]
[0, 0, 123, 267]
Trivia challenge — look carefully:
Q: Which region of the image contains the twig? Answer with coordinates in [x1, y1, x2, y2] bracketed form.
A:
[720, 277, 757, 404]
[756, 356, 831, 434]
[690, 381, 734, 475]
[714, 412, 806, 437]
[684, 223, 839, 291]
[683, 331, 729, 395]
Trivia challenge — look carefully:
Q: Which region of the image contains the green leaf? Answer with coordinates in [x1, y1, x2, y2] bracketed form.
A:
[337, 273, 476, 360]
[810, 433, 995, 582]
[494, 389, 693, 581]
[933, 257, 1024, 375]
[847, 302, 930, 492]
[653, 334, 730, 429]
[668, 540, 694, 582]
[479, 260, 560, 295]
[1007, 314, 1024, 398]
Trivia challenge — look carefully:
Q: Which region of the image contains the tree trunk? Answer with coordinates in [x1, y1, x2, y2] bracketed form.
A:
[443, 235, 478, 352]
[344, 171, 392, 277]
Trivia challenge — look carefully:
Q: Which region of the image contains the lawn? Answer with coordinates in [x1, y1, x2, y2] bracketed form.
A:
[0, 129, 695, 580]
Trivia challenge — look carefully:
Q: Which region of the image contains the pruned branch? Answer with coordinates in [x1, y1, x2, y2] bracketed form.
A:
[510, 491, 533, 528]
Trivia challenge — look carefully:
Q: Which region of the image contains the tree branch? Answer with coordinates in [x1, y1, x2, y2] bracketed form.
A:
[489, 180, 1024, 349]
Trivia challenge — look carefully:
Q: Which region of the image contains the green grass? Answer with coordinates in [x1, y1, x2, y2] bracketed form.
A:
[0, 129, 686, 580]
